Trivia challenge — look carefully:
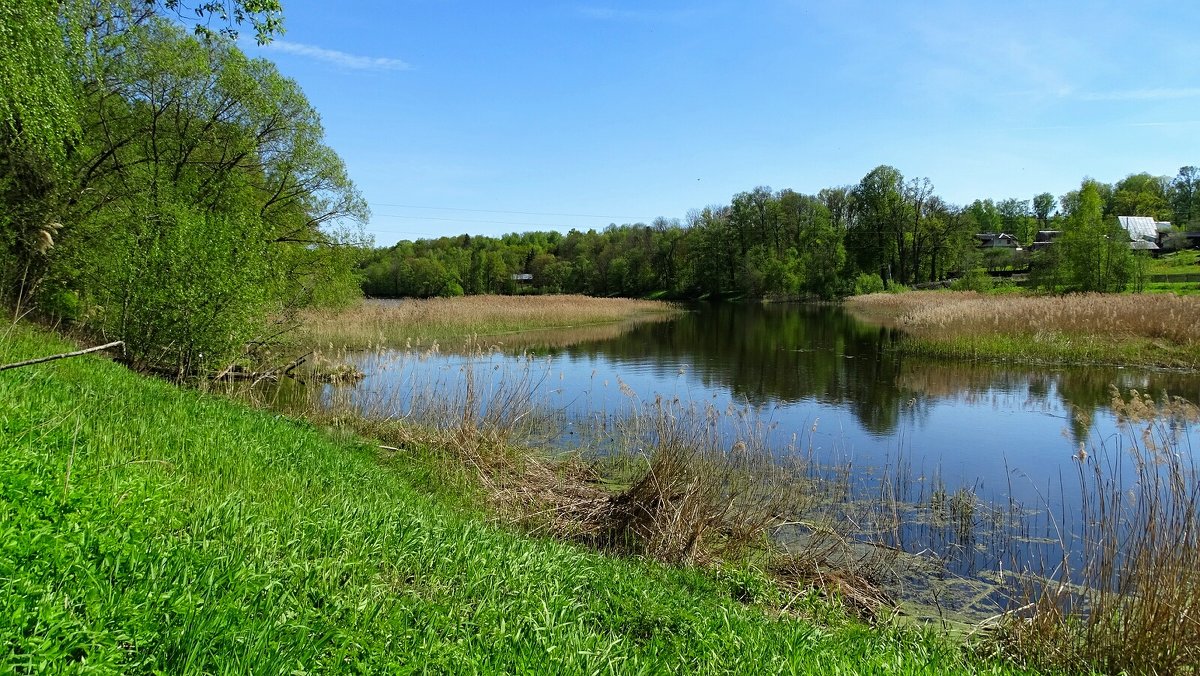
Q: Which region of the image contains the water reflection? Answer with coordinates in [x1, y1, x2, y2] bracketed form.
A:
[513, 303, 1199, 440]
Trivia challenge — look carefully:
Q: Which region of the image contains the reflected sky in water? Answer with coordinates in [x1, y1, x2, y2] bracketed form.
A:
[335, 303, 1200, 511]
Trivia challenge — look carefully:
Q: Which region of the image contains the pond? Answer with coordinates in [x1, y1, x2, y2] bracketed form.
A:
[308, 302, 1200, 618]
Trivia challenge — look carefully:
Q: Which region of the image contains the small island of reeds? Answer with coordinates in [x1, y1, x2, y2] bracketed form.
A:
[846, 291, 1200, 370]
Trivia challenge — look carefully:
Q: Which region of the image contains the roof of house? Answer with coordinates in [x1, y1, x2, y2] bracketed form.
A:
[976, 233, 1022, 249]
[1118, 216, 1159, 241]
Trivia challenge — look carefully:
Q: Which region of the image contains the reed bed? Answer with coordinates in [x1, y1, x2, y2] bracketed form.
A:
[989, 389, 1200, 674]
[847, 291, 1200, 368]
[297, 295, 681, 350]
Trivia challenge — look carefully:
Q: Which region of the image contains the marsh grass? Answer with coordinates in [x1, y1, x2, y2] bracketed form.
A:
[296, 295, 681, 350]
[989, 389, 1200, 674]
[1, 322, 1032, 673]
[848, 291, 1200, 368]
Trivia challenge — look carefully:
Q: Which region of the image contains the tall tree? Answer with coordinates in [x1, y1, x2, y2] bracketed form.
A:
[1056, 180, 1132, 292]
[849, 165, 907, 284]
[1169, 166, 1199, 228]
[1032, 192, 1056, 231]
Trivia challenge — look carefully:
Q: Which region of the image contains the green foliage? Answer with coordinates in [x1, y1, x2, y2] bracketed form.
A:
[1170, 166, 1200, 228]
[853, 272, 886, 295]
[950, 268, 993, 292]
[0, 0, 78, 159]
[64, 202, 272, 375]
[2, 12, 367, 375]
[1053, 180, 1134, 293]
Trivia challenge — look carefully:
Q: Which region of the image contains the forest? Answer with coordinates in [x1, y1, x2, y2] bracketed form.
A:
[360, 166, 1200, 300]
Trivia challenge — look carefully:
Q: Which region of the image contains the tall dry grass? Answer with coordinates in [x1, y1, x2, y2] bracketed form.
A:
[989, 389, 1200, 674]
[849, 291, 1200, 344]
[297, 295, 681, 350]
[847, 291, 1200, 368]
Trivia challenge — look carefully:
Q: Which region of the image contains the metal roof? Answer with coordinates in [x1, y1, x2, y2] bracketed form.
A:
[1118, 216, 1158, 241]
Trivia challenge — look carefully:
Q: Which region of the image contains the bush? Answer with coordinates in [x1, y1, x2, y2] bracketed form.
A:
[63, 202, 272, 376]
[950, 269, 993, 292]
[853, 273, 885, 295]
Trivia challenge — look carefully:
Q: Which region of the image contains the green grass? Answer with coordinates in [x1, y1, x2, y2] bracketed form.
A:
[1148, 249, 1200, 275]
[1142, 281, 1200, 296]
[896, 332, 1200, 370]
[0, 324, 1032, 673]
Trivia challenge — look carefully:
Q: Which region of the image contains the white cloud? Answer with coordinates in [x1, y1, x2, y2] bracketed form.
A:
[1075, 87, 1200, 102]
[264, 40, 412, 71]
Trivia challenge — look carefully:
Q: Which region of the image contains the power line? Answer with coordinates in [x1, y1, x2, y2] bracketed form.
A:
[374, 213, 577, 228]
[371, 202, 653, 221]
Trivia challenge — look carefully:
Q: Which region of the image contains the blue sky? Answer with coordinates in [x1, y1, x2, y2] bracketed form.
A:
[243, 1, 1200, 245]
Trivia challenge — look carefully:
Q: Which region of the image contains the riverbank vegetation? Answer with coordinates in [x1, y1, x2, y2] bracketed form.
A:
[1, 322, 1033, 673]
[5, 3, 1200, 673]
[297, 295, 680, 349]
[846, 291, 1200, 369]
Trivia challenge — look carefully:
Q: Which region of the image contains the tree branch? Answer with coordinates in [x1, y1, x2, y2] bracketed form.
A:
[0, 341, 125, 372]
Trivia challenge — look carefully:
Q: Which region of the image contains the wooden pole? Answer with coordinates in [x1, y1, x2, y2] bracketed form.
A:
[0, 340, 124, 372]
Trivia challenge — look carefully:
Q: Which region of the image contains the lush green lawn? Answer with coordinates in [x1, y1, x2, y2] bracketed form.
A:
[1148, 248, 1200, 275]
[0, 324, 1030, 673]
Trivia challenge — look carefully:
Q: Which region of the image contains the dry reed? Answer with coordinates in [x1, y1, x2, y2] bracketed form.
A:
[297, 295, 681, 350]
[989, 389, 1200, 674]
[848, 291, 1200, 344]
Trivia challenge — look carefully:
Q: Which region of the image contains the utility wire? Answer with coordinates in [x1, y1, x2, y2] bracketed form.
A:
[371, 202, 653, 221]
[374, 213, 572, 227]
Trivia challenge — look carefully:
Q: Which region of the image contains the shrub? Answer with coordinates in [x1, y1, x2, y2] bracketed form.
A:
[951, 269, 994, 292]
[853, 273, 886, 295]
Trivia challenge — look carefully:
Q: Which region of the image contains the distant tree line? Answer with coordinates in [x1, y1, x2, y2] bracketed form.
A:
[362, 165, 1200, 300]
[1, 1, 366, 377]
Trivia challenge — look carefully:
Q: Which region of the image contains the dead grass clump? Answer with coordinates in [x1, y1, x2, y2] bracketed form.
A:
[770, 554, 892, 622]
[990, 389, 1200, 674]
[576, 397, 808, 565]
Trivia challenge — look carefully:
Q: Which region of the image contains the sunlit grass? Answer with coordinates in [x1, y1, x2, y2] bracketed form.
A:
[0, 323, 1027, 673]
[1147, 248, 1200, 275]
[296, 295, 682, 350]
[847, 291, 1200, 368]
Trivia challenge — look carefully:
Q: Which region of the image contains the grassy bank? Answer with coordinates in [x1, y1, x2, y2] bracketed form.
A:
[846, 291, 1200, 369]
[0, 324, 1026, 673]
[297, 295, 681, 350]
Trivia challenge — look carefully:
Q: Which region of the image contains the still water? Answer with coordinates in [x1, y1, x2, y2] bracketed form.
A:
[320, 302, 1200, 611]
[338, 303, 1199, 503]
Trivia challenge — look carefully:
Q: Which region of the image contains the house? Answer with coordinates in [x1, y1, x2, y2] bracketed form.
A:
[1029, 230, 1061, 252]
[510, 273, 533, 283]
[976, 233, 1022, 250]
[1118, 216, 1169, 251]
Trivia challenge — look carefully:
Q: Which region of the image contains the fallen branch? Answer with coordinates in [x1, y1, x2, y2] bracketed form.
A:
[0, 340, 124, 372]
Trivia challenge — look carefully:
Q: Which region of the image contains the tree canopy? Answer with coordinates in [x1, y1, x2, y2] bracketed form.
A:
[1, 1, 366, 376]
